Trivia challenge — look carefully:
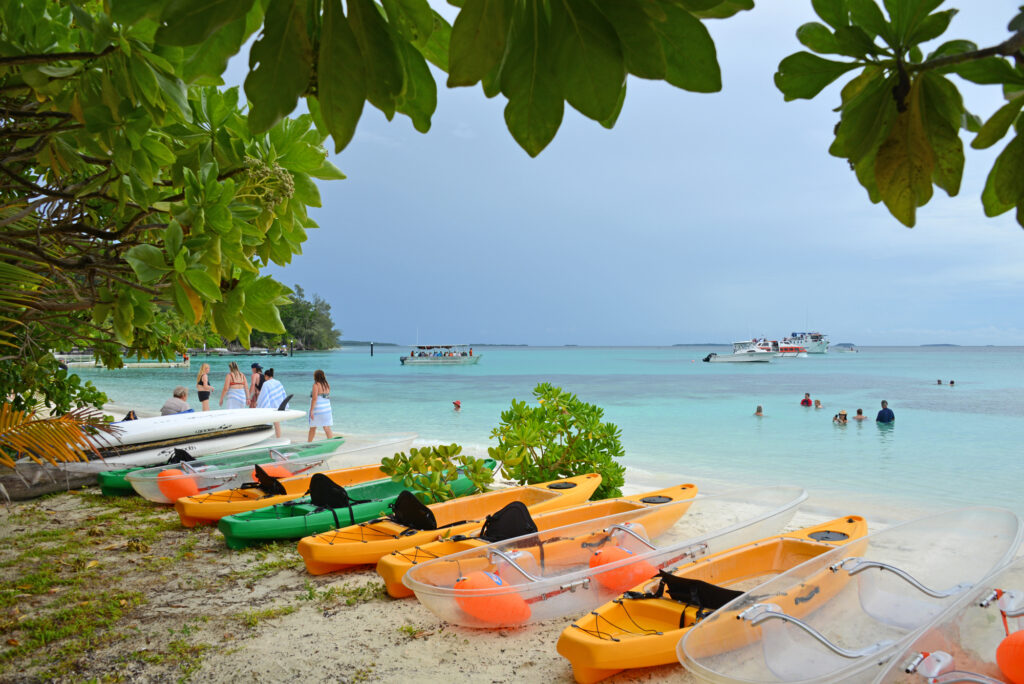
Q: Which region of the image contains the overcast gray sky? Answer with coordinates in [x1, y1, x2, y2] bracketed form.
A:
[234, 2, 1024, 346]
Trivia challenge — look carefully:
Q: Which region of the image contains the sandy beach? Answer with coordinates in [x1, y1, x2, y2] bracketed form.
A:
[0, 403, 885, 683]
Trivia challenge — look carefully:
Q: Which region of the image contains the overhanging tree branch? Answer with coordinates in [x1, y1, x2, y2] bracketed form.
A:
[912, 29, 1024, 73]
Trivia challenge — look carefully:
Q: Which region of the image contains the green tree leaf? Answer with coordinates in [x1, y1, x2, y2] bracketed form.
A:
[395, 34, 438, 133]
[318, 0, 366, 153]
[448, 0, 510, 87]
[183, 268, 223, 301]
[124, 244, 170, 283]
[181, 15, 247, 85]
[500, 2, 563, 157]
[550, 0, 626, 121]
[972, 96, 1024, 150]
[653, 2, 721, 93]
[954, 57, 1024, 87]
[831, 71, 897, 164]
[348, 0, 405, 119]
[925, 39, 976, 62]
[596, 0, 666, 79]
[833, 25, 878, 58]
[812, 0, 849, 30]
[244, 0, 312, 134]
[775, 51, 859, 101]
[848, 0, 892, 44]
[919, 72, 964, 196]
[156, 0, 256, 47]
[883, 0, 942, 46]
[382, 0, 435, 48]
[688, 0, 754, 20]
[907, 8, 956, 46]
[874, 77, 935, 226]
[797, 22, 842, 54]
[984, 133, 1024, 212]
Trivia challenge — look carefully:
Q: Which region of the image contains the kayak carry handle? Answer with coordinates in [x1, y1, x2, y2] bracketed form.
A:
[829, 557, 972, 599]
[738, 603, 894, 659]
[486, 547, 544, 583]
[605, 523, 657, 550]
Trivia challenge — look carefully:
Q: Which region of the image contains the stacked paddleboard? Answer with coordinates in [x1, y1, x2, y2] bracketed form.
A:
[62, 408, 305, 472]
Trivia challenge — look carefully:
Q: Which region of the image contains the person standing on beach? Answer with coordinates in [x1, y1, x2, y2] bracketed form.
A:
[255, 368, 288, 437]
[220, 361, 249, 409]
[876, 400, 895, 423]
[800, 393, 812, 406]
[308, 369, 334, 442]
[248, 363, 265, 407]
[195, 363, 213, 411]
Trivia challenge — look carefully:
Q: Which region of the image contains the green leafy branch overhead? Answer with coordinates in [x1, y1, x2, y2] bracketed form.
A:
[775, 0, 1024, 228]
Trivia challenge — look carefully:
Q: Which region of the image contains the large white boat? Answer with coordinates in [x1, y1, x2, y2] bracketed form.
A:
[782, 331, 829, 353]
[400, 344, 480, 366]
[703, 342, 774, 363]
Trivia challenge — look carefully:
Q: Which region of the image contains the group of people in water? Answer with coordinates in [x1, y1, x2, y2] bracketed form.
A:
[155, 363, 335, 442]
[753, 395, 895, 425]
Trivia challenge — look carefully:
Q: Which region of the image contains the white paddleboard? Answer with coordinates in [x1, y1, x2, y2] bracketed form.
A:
[63, 427, 280, 472]
[96, 408, 304, 448]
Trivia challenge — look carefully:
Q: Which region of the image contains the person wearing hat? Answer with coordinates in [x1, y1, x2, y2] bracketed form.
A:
[249, 362, 265, 408]
[833, 410, 848, 424]
[452, 400, 461, 412]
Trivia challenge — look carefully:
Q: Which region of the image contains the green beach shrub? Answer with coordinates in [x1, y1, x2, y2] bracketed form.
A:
[380, 444, 494, 503]
[488, 383, 626, 500]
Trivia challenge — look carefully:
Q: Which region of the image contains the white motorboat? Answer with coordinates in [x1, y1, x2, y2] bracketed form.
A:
[747, 339, 809, 358]
[400, 344, 480, 366]
[704, 342, 774, 363]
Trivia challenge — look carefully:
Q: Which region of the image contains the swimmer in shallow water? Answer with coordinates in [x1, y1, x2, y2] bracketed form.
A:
[754, 405, 763, 416]
[852, 408, 868, 421]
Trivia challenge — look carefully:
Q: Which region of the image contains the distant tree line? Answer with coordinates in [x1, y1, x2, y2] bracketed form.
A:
[251, 286, 342, 351]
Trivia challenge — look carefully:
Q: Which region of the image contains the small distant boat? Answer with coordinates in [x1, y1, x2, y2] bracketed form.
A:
[782, 331, 829, 353]
[703, 341, 773, 363]
[400, 344, 480, 366]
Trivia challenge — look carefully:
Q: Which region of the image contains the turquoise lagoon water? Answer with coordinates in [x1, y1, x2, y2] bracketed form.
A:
[74, 346, 1024, 520]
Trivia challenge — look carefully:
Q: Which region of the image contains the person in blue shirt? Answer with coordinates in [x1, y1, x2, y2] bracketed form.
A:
[876, 400, 895, 423]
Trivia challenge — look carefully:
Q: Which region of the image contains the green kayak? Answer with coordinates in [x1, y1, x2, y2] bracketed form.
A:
[217, 459, 496, 550]
[98, 467, 144, 496]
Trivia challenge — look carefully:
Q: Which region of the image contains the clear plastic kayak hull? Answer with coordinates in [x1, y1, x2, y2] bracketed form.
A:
[873, 554, 1024, 684]
[677, 506, 1022, 684]
[124, 438, 344, 503]
[402, 485, 808, 628]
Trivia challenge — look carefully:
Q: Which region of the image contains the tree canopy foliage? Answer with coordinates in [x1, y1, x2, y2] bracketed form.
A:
[251, 285, 342, 350]
[1, 0, 1023, 413]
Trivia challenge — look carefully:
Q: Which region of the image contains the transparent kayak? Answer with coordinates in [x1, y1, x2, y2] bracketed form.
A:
[678, 507, 1022, 684]
[402, 485, 808, 628]
[124, 438, 344, 503]
[873, 554, 1024, 684]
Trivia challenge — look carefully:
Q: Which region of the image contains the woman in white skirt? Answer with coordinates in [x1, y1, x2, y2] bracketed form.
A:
[307, 369, 334, 442]
[255, 368, 288, 437]
[219, 361, 249, 409]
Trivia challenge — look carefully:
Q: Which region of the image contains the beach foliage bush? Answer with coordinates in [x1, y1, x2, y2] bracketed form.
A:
[489, 383, 626, 500]
[380, 444, 494, 503]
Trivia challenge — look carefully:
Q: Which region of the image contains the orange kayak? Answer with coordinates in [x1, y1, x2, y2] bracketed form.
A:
[556, 515, 868, 683]
[377, 482, 698, 597]
[297, 473, 602, 575]
[174, 463, 387, 527]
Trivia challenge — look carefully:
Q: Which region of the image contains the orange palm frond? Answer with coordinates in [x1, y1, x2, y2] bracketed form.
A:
[0, 404, 120, 468]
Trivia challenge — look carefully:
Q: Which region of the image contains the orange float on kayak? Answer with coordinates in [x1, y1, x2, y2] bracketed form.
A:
[157, 469, 199, 501]
[252, 464, 292, 480]
[998, 630, 1024, 684]
[589, 546, 657, 594]
[454, 571, 531, 624]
